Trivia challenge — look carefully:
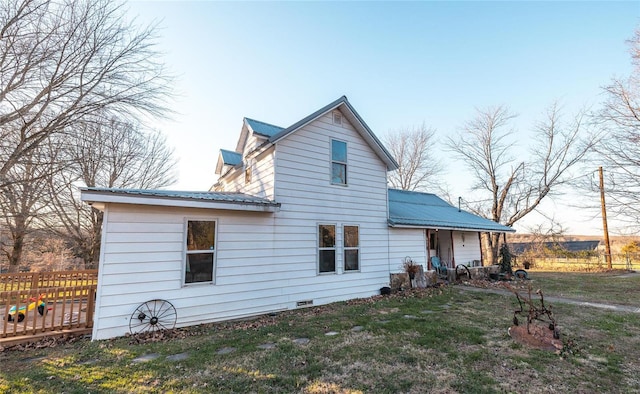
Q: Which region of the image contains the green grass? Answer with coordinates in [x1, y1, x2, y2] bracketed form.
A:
[1, 274, 640, 393]
[527, 270, 640, 305]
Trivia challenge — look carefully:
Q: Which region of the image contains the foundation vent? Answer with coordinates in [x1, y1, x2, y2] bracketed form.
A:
[296, 300, 313, 307]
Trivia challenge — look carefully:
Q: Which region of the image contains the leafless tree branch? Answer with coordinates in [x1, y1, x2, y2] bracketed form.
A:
[384, 123, 442, 192]
[447, 104, 597, 263]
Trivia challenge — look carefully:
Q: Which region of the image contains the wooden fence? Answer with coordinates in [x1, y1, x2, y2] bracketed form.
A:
[513, 253, 637, 271]
[1, 270, 98, 342]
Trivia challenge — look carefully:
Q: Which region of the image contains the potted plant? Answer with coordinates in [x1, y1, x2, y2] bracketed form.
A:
[403, 257, 420, 281]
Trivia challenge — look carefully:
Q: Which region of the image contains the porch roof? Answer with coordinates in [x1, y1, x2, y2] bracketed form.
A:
[388, 189, 515, 233]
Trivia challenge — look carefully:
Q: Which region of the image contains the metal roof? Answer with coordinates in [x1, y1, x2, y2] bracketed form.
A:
[388, 189, 515, 233]
[244, 118, 284, 138]
[219, 149, 242, 166]
[81, 188, 280, 207]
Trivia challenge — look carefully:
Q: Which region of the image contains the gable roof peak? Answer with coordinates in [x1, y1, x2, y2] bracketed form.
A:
[244, 117, 285, 138]
[268, 96, 399, 171]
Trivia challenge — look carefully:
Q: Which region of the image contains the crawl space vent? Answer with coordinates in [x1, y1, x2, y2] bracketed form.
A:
[296, 300, 313, 307]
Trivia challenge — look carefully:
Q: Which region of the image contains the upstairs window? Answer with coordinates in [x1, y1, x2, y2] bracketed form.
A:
[318, 224, 336, 273]
[245, 159, 254, 185]
[185, 220, 216, 284]
[344, 225, 360, 271]
[331, 139, 347, 185]
[244, 166, 252, 184]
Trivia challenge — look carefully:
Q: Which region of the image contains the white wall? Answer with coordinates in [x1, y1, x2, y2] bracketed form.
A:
[271, 109, 392, 308]
[452, 231, 481, 267]
[93, 110, 393, 340]
[388, 228, 427, 272]
[94, 205, 296, 339]
[214, 147, 275, 200]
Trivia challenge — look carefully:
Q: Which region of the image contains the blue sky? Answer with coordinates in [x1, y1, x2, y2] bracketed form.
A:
[128, 1, 639, 235]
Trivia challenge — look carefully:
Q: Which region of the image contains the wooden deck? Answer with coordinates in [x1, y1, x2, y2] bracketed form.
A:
[1, 271, 97, 346]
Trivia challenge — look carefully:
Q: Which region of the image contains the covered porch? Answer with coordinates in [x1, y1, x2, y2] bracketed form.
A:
[387, 189, 515, 277]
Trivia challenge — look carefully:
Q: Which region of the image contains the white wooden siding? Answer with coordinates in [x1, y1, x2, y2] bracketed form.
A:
[388, 228, 427, 272]
[452, 231, 481, 266]
[271, 111, 391, 304]
[214, 147, 275, 200]
[244, 148, 275, 199]
[93, 112, 393, 340]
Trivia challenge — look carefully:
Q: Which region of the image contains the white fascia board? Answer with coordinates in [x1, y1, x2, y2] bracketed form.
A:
[80, 191, 279, 213]
[388, 223, 515, 233]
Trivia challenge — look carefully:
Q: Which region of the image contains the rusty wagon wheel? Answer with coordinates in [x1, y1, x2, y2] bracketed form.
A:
[455, 264, 471, 281]
[129, 299, 177, 335]
[514, 269, 528, 280]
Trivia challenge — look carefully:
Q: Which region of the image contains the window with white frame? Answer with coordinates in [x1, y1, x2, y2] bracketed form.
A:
[343, 225, 359, 271]
[185, 220, 216, 284]
[318, 224, 336, 273]
[244, 159, 254, 185]
[244, 166, 252, 184]
[331, 139, 347, 185]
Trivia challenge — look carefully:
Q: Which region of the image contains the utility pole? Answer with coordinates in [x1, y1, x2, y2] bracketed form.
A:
[599, 166, 612, 269]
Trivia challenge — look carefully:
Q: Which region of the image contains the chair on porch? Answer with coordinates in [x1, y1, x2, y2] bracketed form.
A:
[430, 256, 448, 280]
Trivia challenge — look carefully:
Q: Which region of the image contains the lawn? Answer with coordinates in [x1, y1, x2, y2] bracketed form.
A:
[0, 272, 639, 393]
[528, 270, 640, 306]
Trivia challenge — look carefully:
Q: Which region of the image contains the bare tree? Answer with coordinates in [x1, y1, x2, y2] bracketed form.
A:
[594, 28, 640, 229]
[0, 0, 172, 188]
[46, 117, 177, 268]
[447, 104, 597, 263]
[384, 123, 442, 191]
[0, 138, 61, 272]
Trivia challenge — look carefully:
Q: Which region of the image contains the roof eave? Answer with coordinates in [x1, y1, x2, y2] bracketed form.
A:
[388, 220, 515, 233]
[80, 190, 280, 213]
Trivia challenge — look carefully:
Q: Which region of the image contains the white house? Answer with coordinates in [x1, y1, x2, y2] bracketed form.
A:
[81, 96, 513, 340]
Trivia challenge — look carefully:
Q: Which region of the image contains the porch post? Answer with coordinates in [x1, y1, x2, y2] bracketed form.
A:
[450, 231, 455, 267]
[426, 229, 432, 270]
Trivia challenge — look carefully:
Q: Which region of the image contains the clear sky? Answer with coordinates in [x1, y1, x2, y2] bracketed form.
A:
[128, 1, 639, 236]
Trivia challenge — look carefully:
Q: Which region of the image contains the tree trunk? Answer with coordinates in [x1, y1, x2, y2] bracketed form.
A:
[82, 207, 103, 270]
[7, 217, 27, 273]
[481, 232, 501, 265]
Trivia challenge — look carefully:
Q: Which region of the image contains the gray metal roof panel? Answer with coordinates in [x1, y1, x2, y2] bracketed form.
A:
[245, 118, 284, 138]
[219, 149, 242, 166]
[388, 189, 514, 232]
[82, 188, 279, 206]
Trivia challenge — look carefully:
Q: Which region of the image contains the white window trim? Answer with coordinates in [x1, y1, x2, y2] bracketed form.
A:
[317, 223, 337, 275]
[183, 217, 218, 286]
[330, 139, 348, 186]
[343, 224, 360, 273]
[244, 159, 254, 185]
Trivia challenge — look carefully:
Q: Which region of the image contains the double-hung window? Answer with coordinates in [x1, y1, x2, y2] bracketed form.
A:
[331, 139, 347, 185]
[343, 225, 360, 271]
[318, 224, 336, 273]
[185, 220, 216, 284]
